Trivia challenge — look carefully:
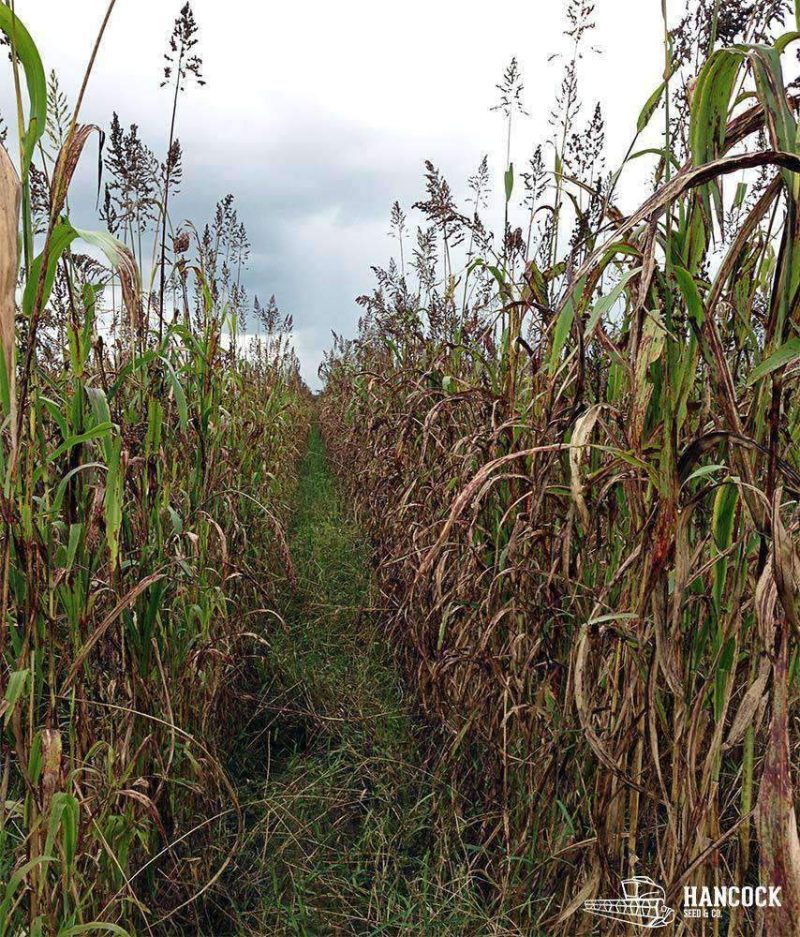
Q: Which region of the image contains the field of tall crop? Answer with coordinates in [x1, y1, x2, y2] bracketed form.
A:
[320, 2, 800, 934]
[2, 0, 800, 934]
[0, 3, 312, 934]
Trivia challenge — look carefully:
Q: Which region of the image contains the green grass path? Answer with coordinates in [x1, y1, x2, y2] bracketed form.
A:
[203, 426, 510, 935]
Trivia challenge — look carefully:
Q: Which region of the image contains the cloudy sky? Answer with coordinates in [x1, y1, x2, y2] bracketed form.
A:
[1, 0, 665, 387]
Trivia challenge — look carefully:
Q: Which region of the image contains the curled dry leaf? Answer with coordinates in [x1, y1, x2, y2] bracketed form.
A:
[569, 404, 603, 530]
[771, 488, 800, 639]
[41, 727, 63, 802]
[723, 656, 770, 751]
[51, 123, 102, 219]
[0, 143, 20, 445]
[756, 558, 778, 652]
[77, 228, 142, 332]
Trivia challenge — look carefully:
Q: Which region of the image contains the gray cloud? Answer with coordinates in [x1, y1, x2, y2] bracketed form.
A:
[0, 0, 663, 387]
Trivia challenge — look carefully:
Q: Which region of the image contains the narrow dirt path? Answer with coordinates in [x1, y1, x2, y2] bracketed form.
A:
[198, 426, 513, 936]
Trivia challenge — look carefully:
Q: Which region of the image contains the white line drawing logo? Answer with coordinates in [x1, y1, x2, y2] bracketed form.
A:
[584, 876, 676, 928]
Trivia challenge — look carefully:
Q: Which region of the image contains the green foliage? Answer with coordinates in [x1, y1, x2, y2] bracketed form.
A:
[0, 7, 47, 177]
[0, 6, 311, 934]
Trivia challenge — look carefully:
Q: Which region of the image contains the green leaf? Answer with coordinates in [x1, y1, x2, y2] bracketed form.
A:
[0, 857, 55, 934]
[44, 792, 79, 874]
[24, 223, 138, 320]
[28, 731, 43, 784]
[51, 463, 106, 516]
[584, 267, 641, 337]
[159, 356, 189, 430]
[714, 636, 737, 719]
[712, 482, 738, 551]
[746, 337, 800, 384]
[23, 221, 79, 318]
[108, 350, 157, 401]
[683, 463, 727, 485]
[673, 265, 705, 326]
[168, 505, 183, 536]
[524, 259, 548, 305]
[3, 669, 29, 727]
[58, 926, 132, 937]
[86, 386, 112, 429]
[105, 435, 123, 570]
[741, 43, 797, 156]
[76, 228, 134, 272]
[0, 341, 12, 420]
[47, 422, 114, 463]
[65, 523, 83, 573]
[549, 277, 586, 375]
[628, 147, 682, 170]
[690, 48, 744, 166]
[504, 163, 514, 202]
[555, 799, 576, 839]
[637, 79, 668, 132]
[0, 8, 46, 176]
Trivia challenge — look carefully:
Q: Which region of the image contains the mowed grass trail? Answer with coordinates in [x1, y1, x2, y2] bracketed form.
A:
[197, 425, 515, 936]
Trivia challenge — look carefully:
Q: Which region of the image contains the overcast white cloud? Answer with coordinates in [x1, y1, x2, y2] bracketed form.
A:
[0, 0, 664, 387]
